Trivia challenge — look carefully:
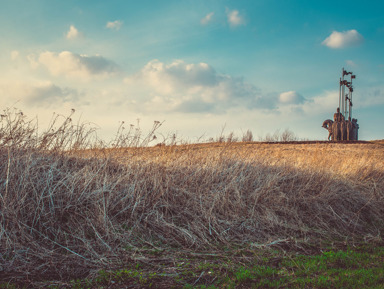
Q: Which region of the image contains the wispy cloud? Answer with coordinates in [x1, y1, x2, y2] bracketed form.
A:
[66, 25, 83, 39]
[226, 9, 245, 27]
[322, 29, 363, 49]
[32, 51, 119, 80]
[200, 12, 214, 25]
[106, 20, 123, 30]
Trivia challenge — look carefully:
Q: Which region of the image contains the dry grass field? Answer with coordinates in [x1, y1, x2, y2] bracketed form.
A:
[1, 110, 384, 287]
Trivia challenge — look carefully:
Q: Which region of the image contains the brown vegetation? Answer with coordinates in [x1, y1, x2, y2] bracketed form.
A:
[1, 109, 384, 284]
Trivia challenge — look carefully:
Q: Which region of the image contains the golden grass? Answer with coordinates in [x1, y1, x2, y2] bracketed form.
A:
[1, 109, 383, 283]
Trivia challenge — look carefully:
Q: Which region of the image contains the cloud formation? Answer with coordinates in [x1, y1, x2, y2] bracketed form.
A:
[125, 59, 276, 113]
[34, 51, 119, 80]
[66, 25, 82, 39]
[200, 12, 214, 25]
[279, 91, 305, 105]
[106, 20, 123, 30]
[226, 9, 245, 27]
[0, 81, 79, 106]
[25, 82, 79, 105]
[139, 59, 218, 93]
[322, 29, 363, 49]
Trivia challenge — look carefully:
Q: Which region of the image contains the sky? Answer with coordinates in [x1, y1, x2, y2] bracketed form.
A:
[1, 0, 383, 142]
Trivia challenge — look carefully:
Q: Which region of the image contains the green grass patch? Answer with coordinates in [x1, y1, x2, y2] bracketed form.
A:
[4, 244, 382, 288]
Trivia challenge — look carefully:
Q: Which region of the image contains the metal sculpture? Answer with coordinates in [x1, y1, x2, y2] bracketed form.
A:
[322, 69, 359, 141]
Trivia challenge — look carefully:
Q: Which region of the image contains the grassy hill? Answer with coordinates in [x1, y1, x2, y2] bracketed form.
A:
[1, 110, 384, 288]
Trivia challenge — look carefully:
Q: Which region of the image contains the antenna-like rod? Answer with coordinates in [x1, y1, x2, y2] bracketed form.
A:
[341, 68, 345, 117]
[341, 68, 353, 118]
[339, 77, 342, 111]
[349, 74, 356, 119]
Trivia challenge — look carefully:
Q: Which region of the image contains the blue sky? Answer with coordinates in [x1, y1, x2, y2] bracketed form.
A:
[1, 0, 383, 141]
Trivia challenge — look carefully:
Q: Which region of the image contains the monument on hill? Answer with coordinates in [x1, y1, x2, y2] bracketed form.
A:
[322, 68, 359, 141]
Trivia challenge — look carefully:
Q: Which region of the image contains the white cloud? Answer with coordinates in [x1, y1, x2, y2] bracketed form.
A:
[200, 12, 214, 25]
[226, 9, 245, 27]
[138, 59, 219, 93]
[279, 91, 305, 105]
[322, 29, 363, 49]
[0, 80, 79, 106]
[35, 51, 119, 80]
[106, 20, 123, 30]
[124, 59, 276, 113]
[66, 25, 82, 39]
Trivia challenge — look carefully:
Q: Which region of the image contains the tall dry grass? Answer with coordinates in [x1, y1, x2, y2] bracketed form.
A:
[1, 109, 384, 282]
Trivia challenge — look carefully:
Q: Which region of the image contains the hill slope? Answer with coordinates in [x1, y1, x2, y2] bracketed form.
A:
[1, 141, 384, 284]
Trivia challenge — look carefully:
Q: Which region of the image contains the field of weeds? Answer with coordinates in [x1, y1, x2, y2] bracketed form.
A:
[1, 110, 384, 288]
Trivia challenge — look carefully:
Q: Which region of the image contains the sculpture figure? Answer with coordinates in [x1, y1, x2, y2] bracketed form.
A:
[322, 119, 334, 141]
[352, 118, 359, 140]
[340, 120, 347, 140]
[346, 117, 353, 141]
[333, 107, 344, 122]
